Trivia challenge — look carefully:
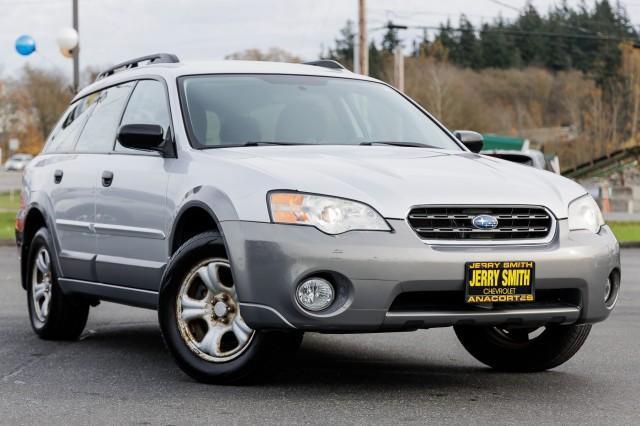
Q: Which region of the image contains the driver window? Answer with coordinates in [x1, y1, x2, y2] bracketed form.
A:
[116, 79, 171, 152]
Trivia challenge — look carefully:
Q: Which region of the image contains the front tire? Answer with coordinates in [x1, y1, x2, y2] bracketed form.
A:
[158, 232, 302, 384]
[26, 228, 89, 340]
[454, 323, 592, 372]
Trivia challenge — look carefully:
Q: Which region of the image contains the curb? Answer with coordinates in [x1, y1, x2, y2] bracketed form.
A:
[0, 239, 15, 247]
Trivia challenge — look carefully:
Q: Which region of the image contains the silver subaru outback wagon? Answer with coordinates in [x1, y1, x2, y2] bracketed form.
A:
[16, 53, 620, 384]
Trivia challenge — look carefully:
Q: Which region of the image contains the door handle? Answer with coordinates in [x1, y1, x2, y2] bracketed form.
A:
[101, 171, 114, 187]
[54, 169, 63, 184]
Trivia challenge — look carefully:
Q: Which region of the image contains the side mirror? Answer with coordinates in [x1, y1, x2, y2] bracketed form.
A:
[118, 124, 174, 156]
[454, 130, 484, 153]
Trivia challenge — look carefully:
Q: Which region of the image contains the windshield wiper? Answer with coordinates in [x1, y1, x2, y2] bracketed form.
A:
[243, 141, 309, 146]
[359, 141, 439, 148]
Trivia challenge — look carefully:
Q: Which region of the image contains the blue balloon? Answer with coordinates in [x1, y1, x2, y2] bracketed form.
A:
[15, 35, 36, 56]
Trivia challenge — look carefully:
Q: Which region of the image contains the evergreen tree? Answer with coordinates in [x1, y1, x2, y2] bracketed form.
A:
[323, 1, 640, 87]
[516, 3, 545, 66]
[381, 21, 401, 53]
[452, 15, 480, 68]
[479, 20, 513, 69]
[323, 20, 356, 70]
[412, 29, 430, 57]
[434, 20, 457, 55]
[543, 3, 572, 70]
[368, 41, 385, 80]
[591, 0, 625, 87]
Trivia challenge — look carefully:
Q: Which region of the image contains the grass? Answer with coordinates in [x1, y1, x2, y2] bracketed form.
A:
[0, 191, 20, 211]
[608, 221, 640, 243]
[0, 212, 16, 240]
[0, 191, 19, 240]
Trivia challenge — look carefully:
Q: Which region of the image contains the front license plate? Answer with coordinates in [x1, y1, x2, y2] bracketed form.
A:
[465, 261, 535, 304]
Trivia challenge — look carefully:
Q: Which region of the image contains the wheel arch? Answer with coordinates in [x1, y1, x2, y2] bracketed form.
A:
[169, 201, 225, 255]
[20, 204, 58, 289]
[168, 186, 240, 255]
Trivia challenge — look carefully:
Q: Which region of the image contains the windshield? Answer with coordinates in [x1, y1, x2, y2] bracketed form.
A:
[178, 74, 462, 150]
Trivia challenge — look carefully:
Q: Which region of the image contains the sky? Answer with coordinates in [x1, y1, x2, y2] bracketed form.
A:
[3, 0, 640, 79]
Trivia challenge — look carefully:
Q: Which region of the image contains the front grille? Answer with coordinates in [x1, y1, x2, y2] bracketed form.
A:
[407, 206, 552, 241]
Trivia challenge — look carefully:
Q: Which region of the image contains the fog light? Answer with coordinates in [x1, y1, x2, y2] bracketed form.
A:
[604, 278, 612, 302]
[605, 273, 620, 309]
[296, 278, 334, 311]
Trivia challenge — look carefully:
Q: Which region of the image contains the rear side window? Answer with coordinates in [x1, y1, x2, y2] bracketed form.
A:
[116, 79, 171, 152]
[44, 93, 99, 153]
[74, 82, 134, 153]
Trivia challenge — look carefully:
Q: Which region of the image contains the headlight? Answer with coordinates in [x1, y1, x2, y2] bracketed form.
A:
[268, 192, 390, 235]
[568, 195, 604, 233]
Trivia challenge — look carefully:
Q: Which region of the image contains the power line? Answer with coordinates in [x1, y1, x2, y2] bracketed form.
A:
[486, 0, 522, 13]
[388, 8, 635, 26]
[369, 9, 498, 20]
[0, 0, 76, 4]
[399, 24, 637, 43]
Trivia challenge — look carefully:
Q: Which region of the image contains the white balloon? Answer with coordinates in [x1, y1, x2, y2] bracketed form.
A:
[59, 47, 73, 58]
[56, 28, 79, 50]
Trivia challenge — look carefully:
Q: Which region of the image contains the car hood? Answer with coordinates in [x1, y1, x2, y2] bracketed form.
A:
[202, 146, 586, 220]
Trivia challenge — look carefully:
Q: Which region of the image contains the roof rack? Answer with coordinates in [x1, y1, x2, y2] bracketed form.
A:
[96, 53, 180, 81]
[303, 60, 346, 70]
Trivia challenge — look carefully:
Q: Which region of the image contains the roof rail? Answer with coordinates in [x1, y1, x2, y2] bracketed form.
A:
[96, 53, 180, 81]
[303, 60, 346, 70]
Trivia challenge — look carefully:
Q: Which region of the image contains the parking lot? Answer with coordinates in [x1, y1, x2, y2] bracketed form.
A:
[0, 247, 638, 424]
[0, 172, 21, 194]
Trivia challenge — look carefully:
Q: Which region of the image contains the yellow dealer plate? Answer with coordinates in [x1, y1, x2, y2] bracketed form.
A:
[465, 261, 535, 304]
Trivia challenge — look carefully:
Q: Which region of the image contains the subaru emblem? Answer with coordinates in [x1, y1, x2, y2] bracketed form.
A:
[472, 214, 498, 230]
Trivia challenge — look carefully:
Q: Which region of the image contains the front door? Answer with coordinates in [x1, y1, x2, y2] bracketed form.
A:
[94, 79, 173, 291]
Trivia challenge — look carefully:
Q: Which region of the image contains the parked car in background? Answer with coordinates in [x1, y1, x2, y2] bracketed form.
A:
[484, 149, 548, 170]
[4, 154, 33, 172]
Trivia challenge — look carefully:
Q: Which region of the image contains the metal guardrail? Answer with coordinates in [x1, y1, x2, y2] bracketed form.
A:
[562, 145, 640, 178]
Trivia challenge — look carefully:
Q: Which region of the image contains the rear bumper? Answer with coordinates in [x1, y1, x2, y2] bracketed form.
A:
[221, 219, 620, 332]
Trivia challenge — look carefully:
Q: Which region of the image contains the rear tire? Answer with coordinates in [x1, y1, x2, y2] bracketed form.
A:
[26, 228, 89, 340]
[454, 323, 592, 372]
[158, 232, 302, 384]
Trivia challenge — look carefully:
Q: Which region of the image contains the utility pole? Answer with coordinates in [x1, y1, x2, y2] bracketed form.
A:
[353, 38, 360, 74]
[393, 45, 404, 91]
[387, 22, 407, 92]
[72, 0, 79, 93]
[358, 0, 368, 75]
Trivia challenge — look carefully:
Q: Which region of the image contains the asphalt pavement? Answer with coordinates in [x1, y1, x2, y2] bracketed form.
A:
[0, 247, 638, 425]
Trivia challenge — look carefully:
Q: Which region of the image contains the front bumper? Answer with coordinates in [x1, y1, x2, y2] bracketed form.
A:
[222, 219, 620, 332]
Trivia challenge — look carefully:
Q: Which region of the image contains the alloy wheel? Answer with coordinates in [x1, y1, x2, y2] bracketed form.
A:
[31, 247, 53, 324]
[176, 258, 255, 363]
[492, 326, 546, 346]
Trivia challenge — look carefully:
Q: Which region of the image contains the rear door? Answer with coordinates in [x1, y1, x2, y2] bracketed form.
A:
[94, 79, 173, 291]
[44, 94, 101, 281]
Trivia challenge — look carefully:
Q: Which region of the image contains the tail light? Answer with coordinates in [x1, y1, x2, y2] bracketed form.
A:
[15, 192, 25, 233]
